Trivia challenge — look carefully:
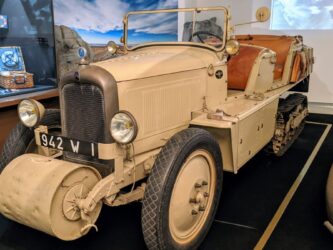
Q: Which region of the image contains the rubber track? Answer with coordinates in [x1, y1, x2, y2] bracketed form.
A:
[266, 94, 308, 156]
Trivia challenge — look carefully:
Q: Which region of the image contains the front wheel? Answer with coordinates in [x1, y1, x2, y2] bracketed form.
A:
[141, 128, 223, 250]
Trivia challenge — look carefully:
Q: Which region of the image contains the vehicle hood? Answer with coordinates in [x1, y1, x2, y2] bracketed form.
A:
[94, 47, 217, 82]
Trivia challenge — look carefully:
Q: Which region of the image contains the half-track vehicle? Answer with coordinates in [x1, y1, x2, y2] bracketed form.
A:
[0, 6, 314, 249]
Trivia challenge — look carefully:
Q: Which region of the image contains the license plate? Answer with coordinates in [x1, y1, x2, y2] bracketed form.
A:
[39, 133, 98, 157]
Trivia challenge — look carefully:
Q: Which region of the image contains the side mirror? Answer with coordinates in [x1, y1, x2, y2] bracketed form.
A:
[256, 7, 271, 22]
[233, 6, 271, 28]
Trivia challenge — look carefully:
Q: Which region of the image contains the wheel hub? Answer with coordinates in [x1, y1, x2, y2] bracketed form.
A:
[63, 183, 88, 221]
[169, 150, 217, 245]
[190, 180, 209, 215]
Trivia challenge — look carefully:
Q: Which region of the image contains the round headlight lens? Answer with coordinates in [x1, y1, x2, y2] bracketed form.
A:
[226, 39, 240, 55]
[107, 41, 118, 55]
[110, 112, 137, 144]
[18, 99, 40, 127]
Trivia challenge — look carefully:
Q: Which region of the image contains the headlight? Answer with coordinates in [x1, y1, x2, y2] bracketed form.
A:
[107, 41, 118, 55]
[226, 39, 240, 55]
[110, 111, 138, 144]
[18, 99, 45, 128]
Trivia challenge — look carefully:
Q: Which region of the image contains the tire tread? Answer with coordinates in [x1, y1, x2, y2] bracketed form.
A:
[142, 128, 222, 250]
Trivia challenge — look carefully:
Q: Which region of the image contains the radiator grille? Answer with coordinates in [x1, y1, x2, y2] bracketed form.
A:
[62, 83, 112, 175]
[62, 83, 108, 143]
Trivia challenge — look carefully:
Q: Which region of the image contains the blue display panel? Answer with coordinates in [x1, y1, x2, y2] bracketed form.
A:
[271, 0, 333, 30]
[0, 47, 25, 72]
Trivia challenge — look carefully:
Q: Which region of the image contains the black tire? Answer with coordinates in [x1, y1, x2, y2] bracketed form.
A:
[0, 109, 61, 173]
[141, 128, 223, 250]
[326, 164, 333, 223]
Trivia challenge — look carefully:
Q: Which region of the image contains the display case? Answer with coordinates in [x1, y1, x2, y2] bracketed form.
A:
[0, 0, 56, 98]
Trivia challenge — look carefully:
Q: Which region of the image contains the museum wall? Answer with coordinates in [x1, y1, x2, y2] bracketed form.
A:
[250, 0, 333, 106]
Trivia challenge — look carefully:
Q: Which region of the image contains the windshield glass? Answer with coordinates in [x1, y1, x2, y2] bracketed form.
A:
[125, 7, 228, 51]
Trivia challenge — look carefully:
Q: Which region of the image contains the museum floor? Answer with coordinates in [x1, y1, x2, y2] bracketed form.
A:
[1, 114, 333, 250]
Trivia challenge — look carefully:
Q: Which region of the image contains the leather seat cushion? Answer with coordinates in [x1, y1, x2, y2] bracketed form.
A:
[228, 45, 262, 90]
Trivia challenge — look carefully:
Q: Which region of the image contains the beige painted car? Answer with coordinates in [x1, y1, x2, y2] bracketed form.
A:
[0, 6, 314, 249]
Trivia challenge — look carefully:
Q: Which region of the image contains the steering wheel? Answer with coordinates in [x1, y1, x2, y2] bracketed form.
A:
[189, 31, 223, 43]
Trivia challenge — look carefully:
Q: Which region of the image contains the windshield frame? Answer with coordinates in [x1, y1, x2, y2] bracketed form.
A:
[123, 6, 229, 52]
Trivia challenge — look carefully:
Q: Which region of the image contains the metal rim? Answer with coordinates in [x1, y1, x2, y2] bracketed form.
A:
[62, 183, 88, 221]
[169, 149, 217, 245]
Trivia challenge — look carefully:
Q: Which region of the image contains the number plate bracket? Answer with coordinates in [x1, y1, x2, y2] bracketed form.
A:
[34, 125, 54, 156]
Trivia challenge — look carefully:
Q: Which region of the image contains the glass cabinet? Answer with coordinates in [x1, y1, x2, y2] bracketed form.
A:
[0, 0, 56, 98]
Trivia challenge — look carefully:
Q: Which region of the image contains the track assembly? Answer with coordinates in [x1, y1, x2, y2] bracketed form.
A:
[267, 93, 308, 156]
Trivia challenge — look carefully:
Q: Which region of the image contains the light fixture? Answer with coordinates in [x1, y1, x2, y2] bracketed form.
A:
[110, 111, 138, 144]
[18, 99, 45, 128]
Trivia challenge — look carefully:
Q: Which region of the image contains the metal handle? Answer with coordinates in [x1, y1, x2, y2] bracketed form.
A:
[13, 75, 26, 85]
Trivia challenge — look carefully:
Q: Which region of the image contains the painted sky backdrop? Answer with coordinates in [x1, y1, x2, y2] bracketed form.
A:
[271, 0, 333, 30]
[53, 0, 178, 45]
